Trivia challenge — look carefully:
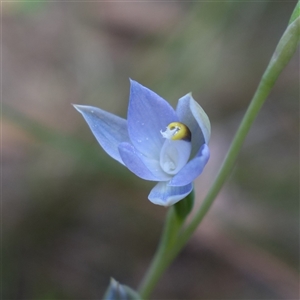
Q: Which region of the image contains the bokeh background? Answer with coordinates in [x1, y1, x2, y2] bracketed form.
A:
[2, 1, 299, 299]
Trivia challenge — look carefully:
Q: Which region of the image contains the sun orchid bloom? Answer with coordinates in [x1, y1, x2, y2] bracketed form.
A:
[74, 80, 210, 206]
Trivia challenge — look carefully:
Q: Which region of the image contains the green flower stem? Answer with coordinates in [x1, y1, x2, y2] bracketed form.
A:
[138, 206, 182, 299]
[176, 14, 300, 251]
[138, 10, 299, 300]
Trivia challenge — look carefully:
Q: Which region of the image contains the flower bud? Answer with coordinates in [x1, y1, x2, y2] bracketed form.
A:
[103, 278, 140, 300]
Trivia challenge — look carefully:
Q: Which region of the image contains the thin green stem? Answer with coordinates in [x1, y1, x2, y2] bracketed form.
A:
[138, 207, 181, 299]
[176, 15, 300, 250]
[137, 11, 299, 300]
[138, 191, 195, 299]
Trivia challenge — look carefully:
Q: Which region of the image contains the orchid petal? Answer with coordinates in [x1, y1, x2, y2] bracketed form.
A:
[169, 144, 210, 186]
[118, 142, 171, 181]
[128, 80, 178, 159]
[74, 105, 130, 164]
[148, 181, 193, 206]
[160, 139, 191, 175]
[176, 93, 211, 157]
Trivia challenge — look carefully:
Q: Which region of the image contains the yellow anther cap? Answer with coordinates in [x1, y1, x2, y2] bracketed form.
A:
[161, 122, 191, 141]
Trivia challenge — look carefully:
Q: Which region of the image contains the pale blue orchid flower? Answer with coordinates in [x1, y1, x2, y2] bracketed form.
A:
[74, 80, 210, 206]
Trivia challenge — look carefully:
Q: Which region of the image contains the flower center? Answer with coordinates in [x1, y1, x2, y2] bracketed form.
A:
[159, 122, 192, 175]
[160, 122, 191, 141]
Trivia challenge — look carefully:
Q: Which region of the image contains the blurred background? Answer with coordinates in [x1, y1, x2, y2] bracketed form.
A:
[2, 1, 299, 299]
